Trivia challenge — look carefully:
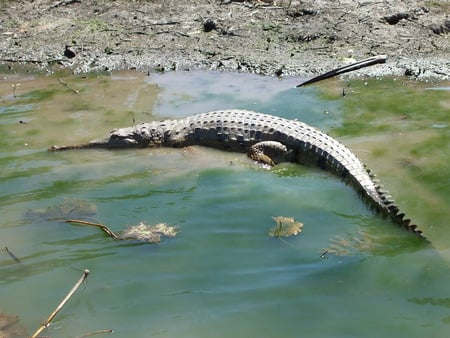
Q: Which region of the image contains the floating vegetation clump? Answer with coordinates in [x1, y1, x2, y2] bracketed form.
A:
[119, 222, 179, 244]
[66, 220, 179, 244]
[25, 199, 97, 222]
[269, 216, 303, 238]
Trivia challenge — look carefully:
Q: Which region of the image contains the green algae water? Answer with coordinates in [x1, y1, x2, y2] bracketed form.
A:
[0, 71, 449, 337]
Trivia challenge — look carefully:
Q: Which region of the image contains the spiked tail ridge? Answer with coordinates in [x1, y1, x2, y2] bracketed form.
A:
[370, 168, 425, 239]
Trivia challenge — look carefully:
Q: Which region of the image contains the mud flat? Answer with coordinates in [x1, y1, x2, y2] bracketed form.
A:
[0, 0, 448, 79]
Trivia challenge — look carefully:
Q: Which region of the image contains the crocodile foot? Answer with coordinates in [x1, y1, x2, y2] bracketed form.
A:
[248, 141, 291, 166]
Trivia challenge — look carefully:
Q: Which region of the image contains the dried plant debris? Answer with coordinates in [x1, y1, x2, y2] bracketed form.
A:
[26, 199, 97, 222]
[0, 312, 28, 338]
[119, 222, 179, 244]
[269, 216, 303, 238]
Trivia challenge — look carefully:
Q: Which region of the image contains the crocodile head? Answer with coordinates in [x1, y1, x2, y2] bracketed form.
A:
[49, 123, 165, 151]
[92, 124, 167, 148]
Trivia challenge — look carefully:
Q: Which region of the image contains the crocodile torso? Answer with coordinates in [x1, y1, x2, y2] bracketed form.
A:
[49, 109, 424, 238]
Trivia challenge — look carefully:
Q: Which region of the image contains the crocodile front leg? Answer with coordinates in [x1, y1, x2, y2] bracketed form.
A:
[248, 141, 292, 166]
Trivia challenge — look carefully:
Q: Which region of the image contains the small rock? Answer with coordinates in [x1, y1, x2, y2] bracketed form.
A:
[203, 19, 217, 32]
[430, 20, 450, 35]
[383, 13, 409, 25]
[274, 66, 283, 77]
[64, 45, 76, 58]
[404, 66, 422, 77]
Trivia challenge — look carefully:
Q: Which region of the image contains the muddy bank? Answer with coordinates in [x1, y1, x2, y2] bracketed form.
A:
[0, 0, 449, 80]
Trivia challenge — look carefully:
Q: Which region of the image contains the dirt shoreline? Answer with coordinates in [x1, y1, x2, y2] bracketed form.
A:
[0, 0, 449, 80]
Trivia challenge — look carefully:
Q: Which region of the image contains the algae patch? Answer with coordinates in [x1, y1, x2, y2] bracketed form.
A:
[327, 78, 450, 137]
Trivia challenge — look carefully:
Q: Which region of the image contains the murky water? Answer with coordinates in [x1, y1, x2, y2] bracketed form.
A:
[0, 70, 449, 337]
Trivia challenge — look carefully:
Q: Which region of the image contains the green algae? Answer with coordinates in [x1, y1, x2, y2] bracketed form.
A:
[407, 134, 450, 199]
[318, 77, 449, 241]
[330, 78, 449, 137]
[18, 88, 56, 101]
[1, 71, 449, 338]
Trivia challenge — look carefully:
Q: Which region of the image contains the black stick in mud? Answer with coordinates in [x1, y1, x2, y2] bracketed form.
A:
[296, 55, 387, 87]
[31, 269, 90, 338]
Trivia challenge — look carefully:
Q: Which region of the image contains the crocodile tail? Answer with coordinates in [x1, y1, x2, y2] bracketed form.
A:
[370, 169, 425, 239]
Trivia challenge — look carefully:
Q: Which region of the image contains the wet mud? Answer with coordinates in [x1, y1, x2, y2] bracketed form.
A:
[0, 0, 448, 79]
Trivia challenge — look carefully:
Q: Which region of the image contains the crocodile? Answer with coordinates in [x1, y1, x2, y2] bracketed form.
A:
[49, 109, 425, 239]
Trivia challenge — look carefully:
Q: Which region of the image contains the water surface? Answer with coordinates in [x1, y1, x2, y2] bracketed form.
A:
[0, 71, 449, 337]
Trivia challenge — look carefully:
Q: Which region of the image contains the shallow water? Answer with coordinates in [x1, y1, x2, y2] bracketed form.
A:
[0, 71, 449, 337]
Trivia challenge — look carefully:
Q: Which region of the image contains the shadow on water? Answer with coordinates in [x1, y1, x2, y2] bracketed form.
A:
[0, 70, 449, 338]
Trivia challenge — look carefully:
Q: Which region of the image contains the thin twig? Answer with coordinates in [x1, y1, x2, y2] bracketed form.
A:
[58, 78, 80, 95]
[4, 246, 21, 264]
[143, 20, 181, 26]
[76, 329, 114, 338]
[65, 219, 119, 239]
[31, 269, 90, 338]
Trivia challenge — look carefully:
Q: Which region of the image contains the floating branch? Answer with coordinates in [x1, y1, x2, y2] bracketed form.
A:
[296, 55, 387, 87]
[65, 219, 119, 239]
[31, 269, 90, 338]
